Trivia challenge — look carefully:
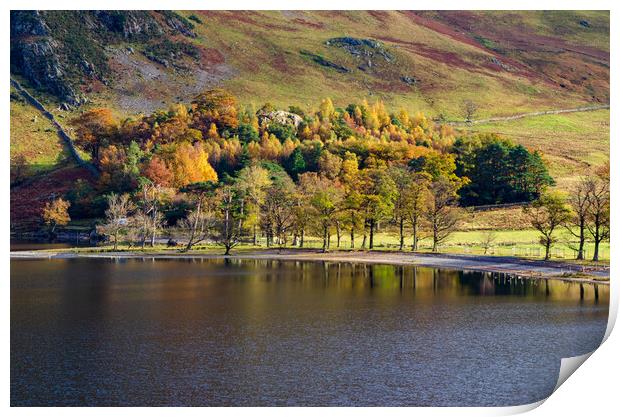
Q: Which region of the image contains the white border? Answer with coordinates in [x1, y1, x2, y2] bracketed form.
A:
[3, 1, 617, 416]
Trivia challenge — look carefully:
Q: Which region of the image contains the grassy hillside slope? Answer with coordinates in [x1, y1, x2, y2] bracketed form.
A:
[86, 10, 608, 118]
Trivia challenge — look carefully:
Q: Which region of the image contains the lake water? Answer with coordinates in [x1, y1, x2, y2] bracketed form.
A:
[11, 258, 609, 406]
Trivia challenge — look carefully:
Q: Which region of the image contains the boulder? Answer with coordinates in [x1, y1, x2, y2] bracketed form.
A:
[257, 110, 303, 128]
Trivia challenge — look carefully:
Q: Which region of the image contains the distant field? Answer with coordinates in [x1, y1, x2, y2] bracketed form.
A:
[466, 109, 609, 190]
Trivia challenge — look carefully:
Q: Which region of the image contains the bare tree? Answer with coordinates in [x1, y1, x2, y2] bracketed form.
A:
[179, 182, 216, 252]
[586, 178, 610, 261]
[425, 178, 462, 252]
[462, 100, 478, 122]
[135, 180, 170, 248]
[179, 206, 214, 252]
[565, 177, 592, 260]
[262, 183, 296, 248]
[131, 211, 164, 249]
[98, 193, 135, 250]
[212, 185, 243, 255]
[524, 192, 572, 260]
[480, 230, 497, 255]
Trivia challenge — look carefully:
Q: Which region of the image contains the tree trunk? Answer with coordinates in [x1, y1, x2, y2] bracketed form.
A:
[369, 219, 375, 249]
[350, 227, 355, 249]
[185, 199, 201, 252]
[544, 239, 551, 260]
[399, 217, 404, 251]
[576, 220, 585, 260]
[412, 218, 418, 251]
[322, 225, 328, 252]
[593, 240, 600, 262]
[336, 221, 341, 248]
[253, 224, 258, 246]
[592, 220, 601, 261]
[300, 229, 305, 248]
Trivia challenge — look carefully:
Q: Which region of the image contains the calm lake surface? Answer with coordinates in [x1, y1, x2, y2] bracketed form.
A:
[11, 258, 609, 406]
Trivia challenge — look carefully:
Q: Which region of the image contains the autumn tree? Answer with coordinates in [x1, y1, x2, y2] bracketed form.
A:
[524, 191, 572, 260]
[359, 167, 397, 249]
[236, 165, 272, 245]
[71, 108, 119, 162]
[340, 151, 363, 248]
[292, 176, 314, 248]
[163, 143, 218, 187]
[261, 171, 296, 247]
[98, 193, 135, 250]
[42, 198, 71, 236]
[191, 89, 239, 133]
[389, 166, 412, 251]
[141, 156, 174, 187]
[425, 178, 462, 252]
[97, 143, 142, 192]
[318, 150, 343, 180]
[300, 173, 344, 251]
[405, 172, 431, 251]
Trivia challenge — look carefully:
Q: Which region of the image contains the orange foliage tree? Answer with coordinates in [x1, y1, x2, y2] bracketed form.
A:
[70, 108, 119, 162]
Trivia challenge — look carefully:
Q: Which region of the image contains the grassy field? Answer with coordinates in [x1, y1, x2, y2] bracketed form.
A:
[10, 87, 69, 175]
[467, 109, 609, 191]
[293, 229, 609, 262]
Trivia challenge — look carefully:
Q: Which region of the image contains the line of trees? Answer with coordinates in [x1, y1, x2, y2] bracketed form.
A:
[41, 162, 609, 260]
[525, 164, 610, 261]
[83, 156, 466, 254]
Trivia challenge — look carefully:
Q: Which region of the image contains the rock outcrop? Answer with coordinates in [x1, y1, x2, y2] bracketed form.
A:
[10, 10, 198, 106]
[326, 37, 394, 64]
[257, 110, 303, 128]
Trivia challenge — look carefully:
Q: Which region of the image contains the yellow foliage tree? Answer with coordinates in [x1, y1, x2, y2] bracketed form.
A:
[42, 198, 71, 233]
[167, 143, 218, 187]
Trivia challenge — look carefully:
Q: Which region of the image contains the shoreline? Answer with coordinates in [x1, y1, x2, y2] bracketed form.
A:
[10, 248, 609, 285]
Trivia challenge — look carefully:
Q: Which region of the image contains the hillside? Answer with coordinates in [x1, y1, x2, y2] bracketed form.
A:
[11, 11, 609, 116]
[10, 10, 610, 231]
